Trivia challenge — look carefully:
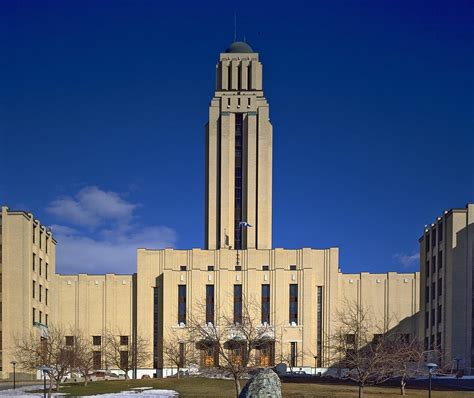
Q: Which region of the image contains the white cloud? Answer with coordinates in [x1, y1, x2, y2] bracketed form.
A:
[47, 186, 137, 227]
[47, 187, 176, 274]
[393, 252, 420, 268]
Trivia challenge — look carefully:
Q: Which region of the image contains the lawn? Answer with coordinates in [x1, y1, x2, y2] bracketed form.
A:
[54, 377, 473, 397]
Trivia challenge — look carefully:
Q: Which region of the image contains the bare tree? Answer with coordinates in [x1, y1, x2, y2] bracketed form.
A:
[162, 332, 195, 378]
[14, 324, 72, 392]
[186, 298, 276, 398]
[73, 331, 96, 386]
[327, 301, 396, 398]
[103, 330, 149, 379]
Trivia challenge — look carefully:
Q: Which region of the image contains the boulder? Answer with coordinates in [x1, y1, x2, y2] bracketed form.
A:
[240, 368, 282, 398]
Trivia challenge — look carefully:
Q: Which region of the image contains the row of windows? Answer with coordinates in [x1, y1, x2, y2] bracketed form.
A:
[425, 251, 443, 277]
[32, 281, 48, 304]
[177, 284, 300, 326]
[178, 264, 299, 271]
[32, 253, 49, 279]
[32, 308, 48, 325]
[425, 221, 443, 252]
[65, 335, 129, 346]
[424, 332, 442, 350]
[425, 305, 442, 329]
[32, 224, 50, 253]
[425, 278, 442, 302]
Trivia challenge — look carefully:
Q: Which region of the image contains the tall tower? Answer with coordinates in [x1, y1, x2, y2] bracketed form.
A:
[205, 41, 273, 250]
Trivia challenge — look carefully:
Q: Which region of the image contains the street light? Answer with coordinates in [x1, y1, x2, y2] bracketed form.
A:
[313, 355, 318, 376]
[38, 365, 51, 398]
[10, 360, 17, 389]
[426, 363, 437, 398]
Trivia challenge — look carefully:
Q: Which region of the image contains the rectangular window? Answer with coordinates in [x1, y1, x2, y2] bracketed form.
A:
[424, 336, 429, 350]
[120, 351, 129, 368]
[425, 234, 430, 252]
[316, 286, 323, 367]
[431, 309, 435, 327]
[289, 284, 298, 324]
[425, 260, 430, 277]
[206, 285, 215, 324]
[261, 284, 270, 324]
[438, 222, 443, 242]
[180, 265, 187, 271]
[431, 282, 436, 300]
[93, 336, 102, 346]
[39, 285, 42, 302]
[437, 332, 441, 348]
[425, 311, 429, 329]
[290, 342, 297, 367]
[45, 288, 48, 305]
[33, 281, 36, 299]
[235, 265, 241, 271]
[207, 265, 214, 271]
[178, 285, 186, 325]
[432, 256, 436, 274]
[438, 305, 442, 324]
[233, 284, 242, 324]
[234, 113, 243, 250]
[33, 253, 36, 271]
[65, 336, 74, 346]
[179, 342, 185, 368]
[33, 224, 36, 244]
[39, 311, 42, 323]
[39, 259, 42, 276]
[120, 336, 129, 346]
[438, 253, 442, 269]
[431, 229, 436, 247]
[45, 237, 48, 254]
[425, 286, 429, 303]
[45, 314, 48, 325]
[262, 265, 269, 271]
[33, 308, 36, 324]
[438, 279, 442, 296]
[93, 351, 101, 369]
[46, 263, 48, 279]
[290, 265, 297, 270]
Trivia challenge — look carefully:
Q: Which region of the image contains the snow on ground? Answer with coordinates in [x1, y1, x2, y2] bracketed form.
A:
[0, 385, 178, 397]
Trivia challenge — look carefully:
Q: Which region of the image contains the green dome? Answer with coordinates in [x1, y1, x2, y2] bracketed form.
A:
[225, 41, 254, 53]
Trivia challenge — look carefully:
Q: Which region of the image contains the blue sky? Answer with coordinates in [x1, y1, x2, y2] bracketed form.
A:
[1, 1, 472, 274]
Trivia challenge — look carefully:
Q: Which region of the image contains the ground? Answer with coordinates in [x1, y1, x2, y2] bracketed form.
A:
[49, 378, 472, 397]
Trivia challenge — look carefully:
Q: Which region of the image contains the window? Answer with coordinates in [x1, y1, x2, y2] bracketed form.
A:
[93, 336, 102, 345]
[345, 334, 356, 344]
[39, 230, 43, 249]
[234, 113, 243, 249]
[234, 284, 242, 324]
[235, 265, 241, 271]
[438, 253, 442, 269]
[33, 253, 36, 271]
[437, 332, 441, 349]
[120, 351, 129, 368]
[46, 289, 48, 305]
[39, 311, 42, 323]
[261, 284, 270, 324]
[425, 260, 430, 277]
[179, 342, 186, 368]
[262, 265, 269, 271]
[425, 286, 429, 303]
[425, 234, 430, 252]
[290, 342, 297, 367]
[33, 281, 36, 299]
[39, 259, 42, 276]
[290, 265, 297, 270]
[45, 314, 48, 325]
[431, 282, 435, 300]
[207, 265, 214, 271]
[93, 351, 101, 369]
[65, 336, 74, 346]
[120, 336, 129, 346]
[206, 285, 215, 324]
[178, 285, 186, 325]
[425, 311, 429, 329]
[431, 335, 435, 350]
[33, 224, 36, 244]
[289, 284, 298, 324]
[45, 237, 48, 254]
[431, 309, 435, 327]
[424, 336, 429, 350]
[33, 308, 36, 324]
[438, 305, 442, 324]
[432, 256, 436, 274]
[39, 285, 42, 302]
[45, 263, 48, 279]
[317, 286, 323, 367]
[180, 265, 187, 271]
[431, 229, 436, 247]
[438, 279, 442, 296]
[438, 222, 443, 242]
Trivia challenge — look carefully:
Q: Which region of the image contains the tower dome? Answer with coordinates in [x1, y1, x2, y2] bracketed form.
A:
[225, 41, 254, 53]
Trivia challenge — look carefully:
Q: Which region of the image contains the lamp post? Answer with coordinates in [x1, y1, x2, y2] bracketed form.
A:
[426, 363, 437, 398]
[454, 357, 461, 373]
[313, 355, 318, 376]
[38, 365, 51, 398]
[10, 360, 17, 389]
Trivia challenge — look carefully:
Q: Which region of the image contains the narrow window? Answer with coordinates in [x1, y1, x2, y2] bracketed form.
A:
[261, 284, 270, 324]
[93, 336, 102, 346]
[234, 113, 244, 249]
[438, 305, 442, 324]
[45, 263, 48, 279]
[437, 332, 441, 348]
[39, 259, 42, 276]
[39, 285, 42, 302]
[65, 336, 74, 346]
[33, 253, 36, 271]
[33, 224, 36, 244]
[438, 222, 443, 242]
[316, 286, 323, 367]
[438, 253, 442, 269]
[431, 282, 435, 300]
[425, 311, 429, 329]
[39, 230, 42, 249]
[33, 308, 36, 324]
[45, 314, 48, 325]
[179, 342, 185, 368]
[33, 281, 36, 299]
[233, 284, 242, 324]
[289, 284, 298, 324]
[432, 256, 436, 274]
[120, 351, 129, 368]
[120, 336, 129, 346]
[431, 229, 436, 247]
[425, 286, 429, 303]
[431, 309, 435, 327]
[206, 285, 215, 324]
[438, 279, 442, 296]
[45, 288, 48, 305]
[425, 233, 430, 252]
[290, 342, 297, 367]
[425, 260, 429, 277]
[39, 311, 42, 323]
[178, 285, 186, 325]
[93, 351, 101, 369]
[45, 237, 48, 254]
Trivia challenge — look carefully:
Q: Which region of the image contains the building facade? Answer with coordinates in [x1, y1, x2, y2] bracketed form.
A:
[1, 42, 423, 380]
[419, 204, 474, 373]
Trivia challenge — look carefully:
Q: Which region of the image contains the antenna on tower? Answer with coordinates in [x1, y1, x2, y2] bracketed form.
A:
[234, 12, 237, 41]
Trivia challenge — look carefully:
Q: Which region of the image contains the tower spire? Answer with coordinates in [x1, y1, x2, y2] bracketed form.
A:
[234, 12, 237, 41]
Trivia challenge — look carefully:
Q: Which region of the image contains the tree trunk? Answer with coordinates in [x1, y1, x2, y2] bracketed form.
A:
[358, 384, 364, 398]
[234, 376, 241, 398]
[84, 374, 88, 386]
[177, 367, 180, 379]
[400, 379, 406, 396]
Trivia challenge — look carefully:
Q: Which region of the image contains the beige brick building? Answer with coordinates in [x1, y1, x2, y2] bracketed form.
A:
[1, 41, 423, 379]
[419, 204, 474, 373]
